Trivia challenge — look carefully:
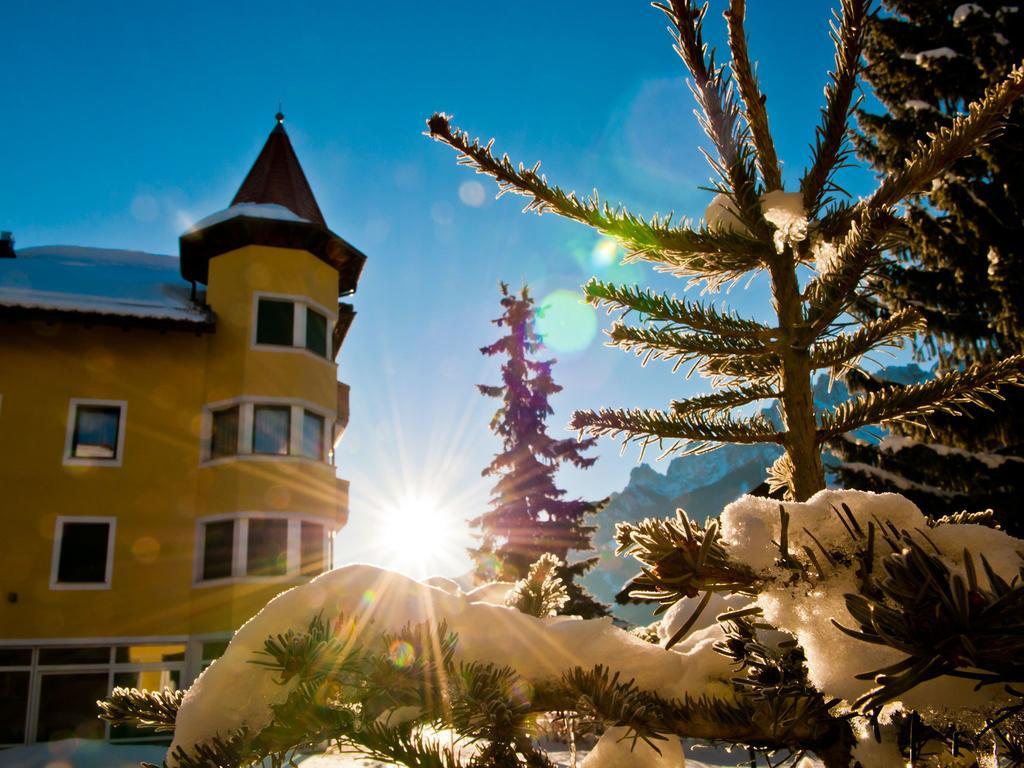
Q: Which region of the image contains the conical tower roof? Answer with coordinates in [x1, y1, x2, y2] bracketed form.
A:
[231, 112, 326, 226]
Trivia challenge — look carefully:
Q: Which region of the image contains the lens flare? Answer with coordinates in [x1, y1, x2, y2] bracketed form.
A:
[536, 289, 597, 354]
[388, 639, 415, 668]
[592, 238, 618, 268]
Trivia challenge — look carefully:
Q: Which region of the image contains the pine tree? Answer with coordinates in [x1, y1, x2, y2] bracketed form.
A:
[473, 282, 608, 617]
[830, 1, 1024, 530]
[427, 0, 1024, 504]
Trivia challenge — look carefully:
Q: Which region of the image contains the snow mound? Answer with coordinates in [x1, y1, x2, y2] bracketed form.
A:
[168, 565, 733, 766]
[188, 202, 310, 232]
[580, 727, 685, 767]
[721, 489, 1020, 724]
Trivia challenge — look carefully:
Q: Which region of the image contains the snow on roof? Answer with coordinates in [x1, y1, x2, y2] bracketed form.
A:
[0, 246, 210, 323]
[188, 202, 309, 233]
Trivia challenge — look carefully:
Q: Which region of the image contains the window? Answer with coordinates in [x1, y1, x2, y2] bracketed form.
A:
[66, 400, 125, 465]
[36, 673, 108, 741]
[51, 518, 114, 588]
[252, 405, 290, 455]
[301, 410, 325, 460]
[300, 521, 326, 575]
[305, 308, 328, 357]
[247, 518, 288, 576]
[210, 406, 239, 459]
[196, 515, 331, 583]
[0, 669, 29, 744]
[255, 298, 294, 346]
[201, 520, 235, 581]
[253, 294, 334, 360]
[202, 401, 333, 464]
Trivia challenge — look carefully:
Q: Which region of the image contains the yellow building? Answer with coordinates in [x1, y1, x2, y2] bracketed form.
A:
[0, 114, 365, 745]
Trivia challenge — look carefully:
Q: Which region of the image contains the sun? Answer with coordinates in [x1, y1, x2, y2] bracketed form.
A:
[373, 493, 467, 580]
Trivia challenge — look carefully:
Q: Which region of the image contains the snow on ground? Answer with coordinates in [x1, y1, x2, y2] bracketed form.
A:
[0, 739, 810, 768]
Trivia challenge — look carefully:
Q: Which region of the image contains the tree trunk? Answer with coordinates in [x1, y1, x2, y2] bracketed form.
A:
[771, 256, 826, 502]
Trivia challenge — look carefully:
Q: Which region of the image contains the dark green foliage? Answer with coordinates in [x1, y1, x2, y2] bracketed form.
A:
[833, 0, 1024, 527]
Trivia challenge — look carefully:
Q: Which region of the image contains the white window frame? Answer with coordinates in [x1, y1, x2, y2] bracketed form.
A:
[193, 512, 335, 587]
[49, 516, 117, 591]
[251, 291, 337, 363]
[63, 399, 127, 467]
[199, 396, 334, 467]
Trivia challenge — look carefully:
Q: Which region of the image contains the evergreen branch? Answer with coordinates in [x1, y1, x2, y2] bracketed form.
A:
[340, 723, 466, 768]
[833, 535, 1024, 714]
[809, 307, 925, 375]
[98, 686, 183, 732]
[570, 406, 781, 458]
[608, 322, 770, 372]
[657, 0, 764, 230]
[869, 63, 1024, 211]
[817, 355, 1024, 440]
[505, 553, 569, 618]
[425, 114, 768, 280]
[725, 0, 782, 190]
[800, 0, 868, 217]
[584, 278, 773, 339]
[671, 383, 777, 416]
[803, 206, 896, 338]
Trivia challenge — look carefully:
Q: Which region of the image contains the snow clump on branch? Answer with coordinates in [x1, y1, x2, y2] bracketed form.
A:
[166, 565, 732, 766]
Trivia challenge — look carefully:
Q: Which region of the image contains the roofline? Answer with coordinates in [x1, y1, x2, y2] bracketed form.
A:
[0, 304, 216, 333]
[179, 215, 366, 297]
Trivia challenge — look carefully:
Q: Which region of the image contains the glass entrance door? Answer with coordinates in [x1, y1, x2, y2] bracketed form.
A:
[34, 672, 109, 741]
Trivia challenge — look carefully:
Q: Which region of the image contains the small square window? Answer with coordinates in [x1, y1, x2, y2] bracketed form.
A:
[305, 309, 328, 358]
[247, 518, 288, 576]
[53, 519, 113, 587]
[301, 410, 325, 460]
[201, 520, 235, 581]
[70, 404, 123, 460]
[210, 406, 240, 459]
[300, 522, 326, 575]
[252, 406, 291, 455]
[256, 298, 294, 346]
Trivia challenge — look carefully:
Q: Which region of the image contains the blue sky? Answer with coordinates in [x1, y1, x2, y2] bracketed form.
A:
[2, 1, 882, 577]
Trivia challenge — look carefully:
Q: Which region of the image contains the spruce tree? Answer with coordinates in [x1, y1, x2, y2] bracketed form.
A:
[473, 282, 608, 617]
[830, 1, 1024, 529]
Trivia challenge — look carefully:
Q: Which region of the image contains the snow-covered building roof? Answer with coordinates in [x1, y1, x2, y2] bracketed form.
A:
[0, 246, 213, 327]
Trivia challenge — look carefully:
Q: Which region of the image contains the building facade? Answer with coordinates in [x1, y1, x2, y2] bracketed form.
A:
[0, 115, 365, 745]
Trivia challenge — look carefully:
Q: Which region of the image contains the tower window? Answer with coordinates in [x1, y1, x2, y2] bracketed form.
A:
[255, 298, 294, 346]
[66, 401, 126, 464]
[247, 518, 289, 576]
[201, 519, 235, 581]
[195, 515, 331, 584]
[210, 406, 240, 458]
[301, 410, 325, 460]
[253, 293, 334, 360]
[252, 405, 291, 455]
[51, 517, 115, 588]
[305, 309, 328, 357]
[300, 521, 327, 575]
